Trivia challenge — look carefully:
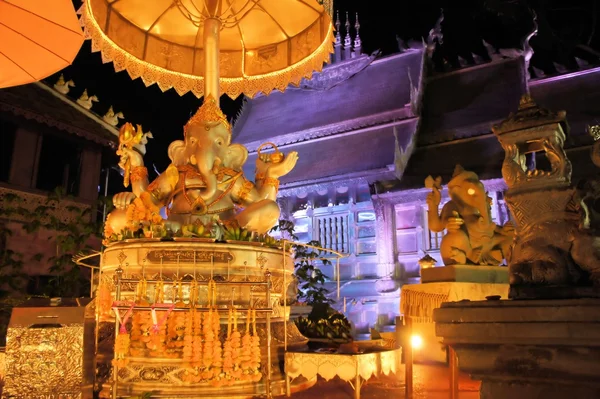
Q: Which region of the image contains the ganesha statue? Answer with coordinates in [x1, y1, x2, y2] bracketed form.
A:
[425, 165, 514, 266]
[105, 95, 298, 239]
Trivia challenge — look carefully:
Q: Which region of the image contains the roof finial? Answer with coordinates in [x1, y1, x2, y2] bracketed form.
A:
[332, 10, 342, 62]
[353, 12, 362, 56]
[335, 10, 341, 41]
[426, 9, 444, 58]
[523, 9, 538, 86]
[344, 11, 352, 60]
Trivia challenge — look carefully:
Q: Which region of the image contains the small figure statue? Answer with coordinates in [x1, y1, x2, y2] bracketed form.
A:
[103, 106, 124, 126]
[589, 124, 600, 168]
[425, 165, 514, 266]
[116, 123, 152, 187]
[53, 74, 75, 95]
[76, 89, 99, 110]
[210, 223, 225, 242]
[108, 95, 298, 235]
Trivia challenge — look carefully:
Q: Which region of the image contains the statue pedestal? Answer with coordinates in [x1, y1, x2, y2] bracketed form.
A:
[434, 298, 600, 399]
[421, 265, 508, 284]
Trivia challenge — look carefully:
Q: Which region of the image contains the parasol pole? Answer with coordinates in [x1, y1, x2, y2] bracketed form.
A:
[204, 0, 222, 106]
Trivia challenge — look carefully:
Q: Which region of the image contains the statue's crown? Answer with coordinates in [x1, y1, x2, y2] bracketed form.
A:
[184, 95, 230, 135]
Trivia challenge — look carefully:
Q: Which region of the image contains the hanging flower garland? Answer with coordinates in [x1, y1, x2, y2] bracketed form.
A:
[222, 306, 234, 385]
[210, 296, 223, 386]
[201, 308, 214, 379]
[148, 280, 169, 357]
[181, 305, 203, 383]
[166, 279, 186, 358]
[190, 279, 203, 368]
[249, 309, 262, 382]
[97, 280, 113, 319]
[201, 279, 217, 379]
[183, 280, 201, 372]
[239, 308, 253, 381]
[114, 333, 131, 368]
[112, 301, 135, 368]
[192, 311, 203, 365]
[229, 305, 242, 380]
[129, 311, 152, 357]
[182, 306, 195, 364]
[129, 277, 151, 356]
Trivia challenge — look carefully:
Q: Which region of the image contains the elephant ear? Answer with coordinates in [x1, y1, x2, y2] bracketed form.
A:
[224, 143, 248, 170]
[168, 140, 186, 166]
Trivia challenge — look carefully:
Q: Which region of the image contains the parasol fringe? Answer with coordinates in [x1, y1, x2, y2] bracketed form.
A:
[78, 2, 334, 99]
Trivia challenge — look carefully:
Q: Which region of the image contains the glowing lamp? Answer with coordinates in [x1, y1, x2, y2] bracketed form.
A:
[411, 334, 423, 350]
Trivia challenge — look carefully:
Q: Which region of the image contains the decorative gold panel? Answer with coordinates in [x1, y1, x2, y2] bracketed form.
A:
[4, 325, 84, 399]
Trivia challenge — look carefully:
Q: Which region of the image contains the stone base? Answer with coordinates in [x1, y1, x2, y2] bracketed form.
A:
[433, 298, 600, 399]
[510, 284, 600, 299]
[480, 380, 600, 399]
[421, 265, 508, 284]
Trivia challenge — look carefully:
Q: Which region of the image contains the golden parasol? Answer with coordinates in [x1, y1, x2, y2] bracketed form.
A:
[0, 0, 84, 89]
[79, 0, 334, 100]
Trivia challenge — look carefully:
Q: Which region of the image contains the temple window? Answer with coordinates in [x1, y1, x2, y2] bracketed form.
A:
[355, 210, 377, 257]
[314, 213, 350, 253]
[427, 230, 443, 251]
[35, 133, 83, 196]
[395, 205, 419, 254]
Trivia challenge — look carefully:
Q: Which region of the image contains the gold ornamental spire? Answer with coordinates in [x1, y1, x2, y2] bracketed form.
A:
[184, 95, 230, 135]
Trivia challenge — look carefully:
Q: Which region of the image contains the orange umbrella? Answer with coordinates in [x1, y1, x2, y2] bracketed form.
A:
[79, 0, 334, 99]
[0, 0, 84, 89]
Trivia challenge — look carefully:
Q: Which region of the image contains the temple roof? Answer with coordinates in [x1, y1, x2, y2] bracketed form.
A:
[0, 82, 118, 147]
[235, 49, 426, 187]
[242, 118, 418, 186]
[529, 67, 600, 148]
[233, 50, 425, 152]
[418, 57, 528, 146]
[394, 60, 600, 191]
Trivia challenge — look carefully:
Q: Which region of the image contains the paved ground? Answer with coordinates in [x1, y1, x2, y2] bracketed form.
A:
[279, 363, 481, 399]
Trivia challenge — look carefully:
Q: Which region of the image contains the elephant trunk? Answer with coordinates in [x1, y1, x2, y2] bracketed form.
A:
[197, 156, 220, 201]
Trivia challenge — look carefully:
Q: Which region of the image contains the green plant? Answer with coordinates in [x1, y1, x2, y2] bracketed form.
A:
[36, 187, 99, 297]
[292, 240, 334, 306]
[0, 187, 103, 311]
[271, 220, 333, 306]
[0, 194, 34, 296]
[270, 219, 298, 242]
[296, 308, 352, 341]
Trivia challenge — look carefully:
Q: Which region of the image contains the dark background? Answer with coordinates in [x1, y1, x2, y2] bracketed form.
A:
[46, 0, 600, 192]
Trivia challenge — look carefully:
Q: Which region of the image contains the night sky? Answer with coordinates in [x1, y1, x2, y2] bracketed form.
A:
[47, 0, 600, 192]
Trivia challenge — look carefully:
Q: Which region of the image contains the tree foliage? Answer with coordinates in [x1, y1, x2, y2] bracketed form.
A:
[0, 187, 104, 300]
[270, 220, 333, 306]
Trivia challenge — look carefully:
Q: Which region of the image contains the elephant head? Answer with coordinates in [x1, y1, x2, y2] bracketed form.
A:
[447, 165, 492, 222]
[168, 97, 249, 201]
